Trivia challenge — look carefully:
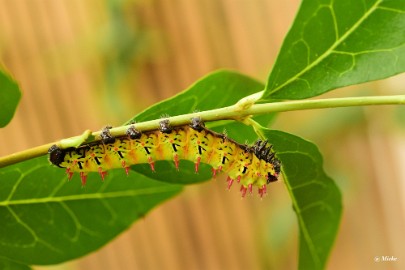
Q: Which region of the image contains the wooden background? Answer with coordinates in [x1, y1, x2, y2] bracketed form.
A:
[0, 1, 404, 269]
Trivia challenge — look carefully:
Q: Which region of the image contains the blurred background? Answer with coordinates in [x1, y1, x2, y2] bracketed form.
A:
[0, 0, 404, 269]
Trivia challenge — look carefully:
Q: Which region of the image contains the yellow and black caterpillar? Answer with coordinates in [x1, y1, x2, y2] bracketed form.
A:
[48, 117, 280, 197]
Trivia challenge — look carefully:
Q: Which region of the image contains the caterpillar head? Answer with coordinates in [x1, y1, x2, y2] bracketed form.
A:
[48, 145, 66, 167]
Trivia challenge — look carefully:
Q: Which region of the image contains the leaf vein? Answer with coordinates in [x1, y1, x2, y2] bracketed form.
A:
[0, 187, 179, 206]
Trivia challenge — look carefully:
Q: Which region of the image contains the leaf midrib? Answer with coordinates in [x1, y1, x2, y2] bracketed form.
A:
[280, 162, 322, 268]
[0, 186, 179, 206]
[267, 0, 382, 95]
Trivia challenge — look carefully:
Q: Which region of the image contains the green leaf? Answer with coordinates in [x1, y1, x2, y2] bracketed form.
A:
[0, 156, 181, 265]
[0, 70, 21, 127]
[127, 70, 274, 184]
[0, 258, 31, 270]
[263, 0, 405, 100]
[263, 129, 342, 270]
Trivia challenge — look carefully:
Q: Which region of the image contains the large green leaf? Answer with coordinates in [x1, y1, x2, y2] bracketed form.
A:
[263, 130, 342, 270]
[0, 70, 21, 127]
[0, 156, 181, 265]
[127, 70, 274, 184]
[263, 0, 405, 100]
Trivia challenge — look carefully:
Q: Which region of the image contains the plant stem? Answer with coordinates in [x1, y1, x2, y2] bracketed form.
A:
[1, 95, 405, 168]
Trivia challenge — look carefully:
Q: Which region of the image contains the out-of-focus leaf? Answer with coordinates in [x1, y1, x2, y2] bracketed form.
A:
[0, 70, 21, 127]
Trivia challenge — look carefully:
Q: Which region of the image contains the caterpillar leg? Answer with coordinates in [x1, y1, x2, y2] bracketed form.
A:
[258, 185, 267, 198]
[98, 167, 108, 181]
[240, 185, 247, 197]
[66, 168, 74, 180]
[148, 157, 155, 172]
[121, 161, 130, 175]
[80, 172, 88, 186]
[173, 154, 180, 170]
[226, 176, 234, 190]
[194, 156, 201, 173]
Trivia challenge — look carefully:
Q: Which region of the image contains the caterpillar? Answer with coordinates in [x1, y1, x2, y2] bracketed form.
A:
[48, 117, 281, 197]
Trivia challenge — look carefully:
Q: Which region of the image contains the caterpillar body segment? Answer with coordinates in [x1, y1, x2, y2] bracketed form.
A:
[49, 118, 281, 197]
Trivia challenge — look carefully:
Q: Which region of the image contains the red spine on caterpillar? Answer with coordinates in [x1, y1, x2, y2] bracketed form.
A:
[48, 118, 281, 197]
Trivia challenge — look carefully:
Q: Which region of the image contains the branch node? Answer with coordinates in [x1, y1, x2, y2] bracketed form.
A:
[235, 92, 263, 111]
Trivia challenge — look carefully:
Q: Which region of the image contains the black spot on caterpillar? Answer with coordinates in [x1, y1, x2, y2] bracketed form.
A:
[48, 117, 281, 197]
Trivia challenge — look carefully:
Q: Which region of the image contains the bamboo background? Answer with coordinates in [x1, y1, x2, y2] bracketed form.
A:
[0, 0, 404, 269]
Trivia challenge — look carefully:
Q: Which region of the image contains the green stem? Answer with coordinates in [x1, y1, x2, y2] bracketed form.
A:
[1, 95, 405, 168]
[241, 118, 267, 140]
